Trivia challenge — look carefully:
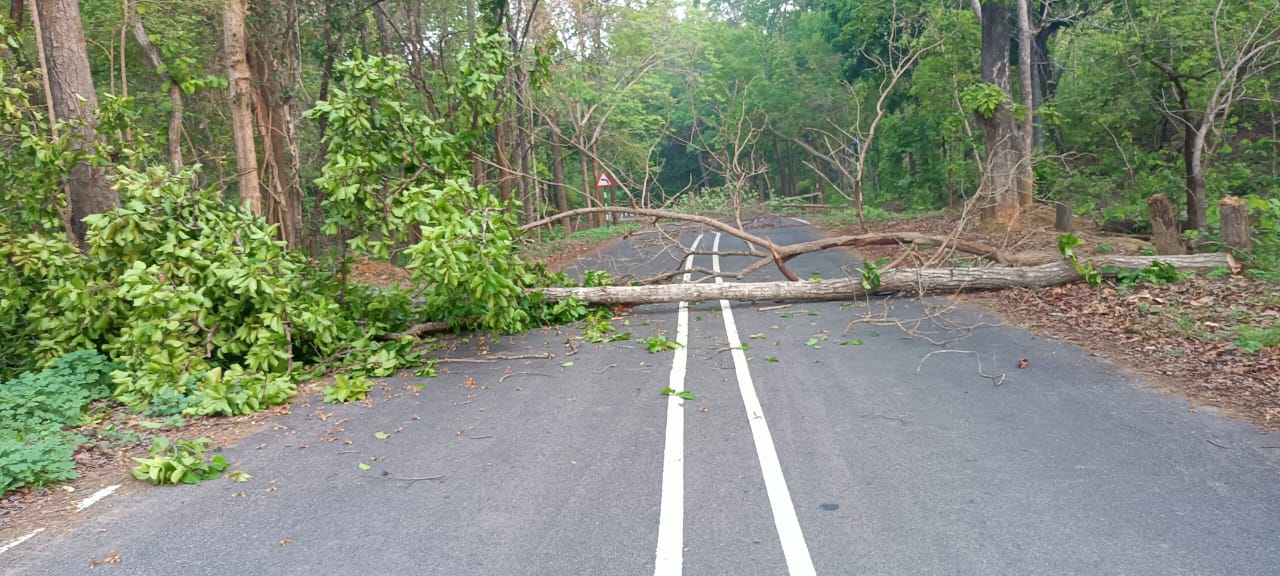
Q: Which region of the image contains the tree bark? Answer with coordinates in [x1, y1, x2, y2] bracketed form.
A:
[1016, 0, 1034, 207]
[34, 0, 118, 247]
[1218, 196, 1251, 251]
[1148, 193, 1185, 255]
[248, 4, 303, 248]
[223, 0, 262, 214]
[550, 130, 569, 227]
[976, 2, 1021, 229]
[536, 254, 1238, 305]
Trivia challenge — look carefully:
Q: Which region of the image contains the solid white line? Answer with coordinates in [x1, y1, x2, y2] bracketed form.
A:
[0, 528, 45, 555]
[654, 233, 703, 576]
[76, 484, 121, 511]
[712, 233, 817, 576]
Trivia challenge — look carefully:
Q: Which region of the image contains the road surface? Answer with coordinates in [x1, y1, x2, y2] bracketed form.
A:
[4, 217, 1279, 575]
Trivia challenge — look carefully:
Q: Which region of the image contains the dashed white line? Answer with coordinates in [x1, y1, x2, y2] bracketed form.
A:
[654, 233, 703, 576]
[76, 484, 121, 511]
[712, 233, 817, 576]
[0, 528, 45, 555]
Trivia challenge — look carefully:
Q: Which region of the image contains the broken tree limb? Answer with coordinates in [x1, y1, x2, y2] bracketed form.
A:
[520, 206, 800, 279]
[379, 321, 450, 340]
[533, 253, 1238, 305]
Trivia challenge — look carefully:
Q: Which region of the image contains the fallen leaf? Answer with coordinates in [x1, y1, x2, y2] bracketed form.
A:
[1017, 358, 1029, 369]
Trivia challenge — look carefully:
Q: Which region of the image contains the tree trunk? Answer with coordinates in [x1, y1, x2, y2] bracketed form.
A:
[1016, 0, 1034, 207]
[537, 254, 1237, 305]
[33, 0, 118, 247]
[249, 8, 303, 248]
[976, 2, 1021, 229]
[550, 132, 569, 227]
[223, 0, 262, 214]
[129, 14, 183, 173]
[1187, 130, 1209, 237]
[1148, 193, 1185, 255]
[1218, 196, 1251, 251]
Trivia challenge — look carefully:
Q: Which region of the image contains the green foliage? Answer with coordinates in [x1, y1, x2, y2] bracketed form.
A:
[1058, 234, 1102, 287]
[860, 257, 890, 290]
[641, 335, 681, 353]
[1105, 261, 1189, 288]
[1242, 195, 1280, 281]
[130, 436, 228, 486]
[660, 387, 697, 401]
[960, 83, 1008, 119]
[1232, 324, 1280, 355]
[307, 41, 546, 334]
[323, 373, 374, 404]
[0, 351, 116, 494]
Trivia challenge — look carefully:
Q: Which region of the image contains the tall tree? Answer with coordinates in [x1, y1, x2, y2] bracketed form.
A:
[33, 0, 119, 246]
[971, 1, 1024, 227]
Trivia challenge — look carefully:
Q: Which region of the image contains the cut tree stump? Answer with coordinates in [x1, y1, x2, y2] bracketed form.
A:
[1055, 202, 1072, 233]
[1148, 193, 1185, 255]
[1219, 196, 1252, 251]
[535, 254, 1238, 305]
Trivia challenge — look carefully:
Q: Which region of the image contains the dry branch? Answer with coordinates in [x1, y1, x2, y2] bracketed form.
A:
[534, 253, 1238, 305]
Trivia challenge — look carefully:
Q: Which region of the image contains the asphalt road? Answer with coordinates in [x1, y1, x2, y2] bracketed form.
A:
[5, 217, 1280, 575]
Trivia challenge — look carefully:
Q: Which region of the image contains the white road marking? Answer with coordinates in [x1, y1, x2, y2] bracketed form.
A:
[76, 484, 121, 511]
[654, 233, 703, 576]
[0, 528, 45, 555]
[712, 233, 817, 576]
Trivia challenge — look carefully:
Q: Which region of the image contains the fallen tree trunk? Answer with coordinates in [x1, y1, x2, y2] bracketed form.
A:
[535, 253, 1238, 305]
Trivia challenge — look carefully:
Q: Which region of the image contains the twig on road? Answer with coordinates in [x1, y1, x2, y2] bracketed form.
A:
[499, 371, 551, 383]
[377, 473, 448, 488]
[917, 349, 1007, 386]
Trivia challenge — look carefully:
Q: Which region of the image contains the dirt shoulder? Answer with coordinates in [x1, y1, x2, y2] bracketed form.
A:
[809, 206, 1280, 430]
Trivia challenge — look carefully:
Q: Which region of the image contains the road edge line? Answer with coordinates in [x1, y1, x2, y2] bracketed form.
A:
[0, 528, 45, 556]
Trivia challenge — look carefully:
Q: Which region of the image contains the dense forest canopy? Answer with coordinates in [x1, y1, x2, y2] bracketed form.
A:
[4, 1, 1278, 233]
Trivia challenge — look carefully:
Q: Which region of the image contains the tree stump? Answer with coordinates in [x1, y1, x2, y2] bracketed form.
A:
[1147, 193, 1185, 255]
[1218, 196, 1251, 251]
[1054, 202, 1072, 233]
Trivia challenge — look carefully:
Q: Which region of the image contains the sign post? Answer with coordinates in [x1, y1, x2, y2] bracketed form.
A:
[595, 173, 615, 223]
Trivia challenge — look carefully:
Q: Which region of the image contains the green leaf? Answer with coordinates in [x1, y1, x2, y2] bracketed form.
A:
[676, 390, 697, 401]
[374, 432, 389, 440]
[358, 463, 372, 471]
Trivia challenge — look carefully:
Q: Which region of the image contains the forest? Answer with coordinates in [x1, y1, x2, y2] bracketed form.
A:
[2, 0, 1278, 493]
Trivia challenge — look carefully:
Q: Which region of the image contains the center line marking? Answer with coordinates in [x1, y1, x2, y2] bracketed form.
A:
[713, 233, 817, 576]
[654, 233, 703, 576]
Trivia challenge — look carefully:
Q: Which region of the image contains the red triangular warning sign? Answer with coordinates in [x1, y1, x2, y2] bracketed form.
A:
[596, 173, 613, 187]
